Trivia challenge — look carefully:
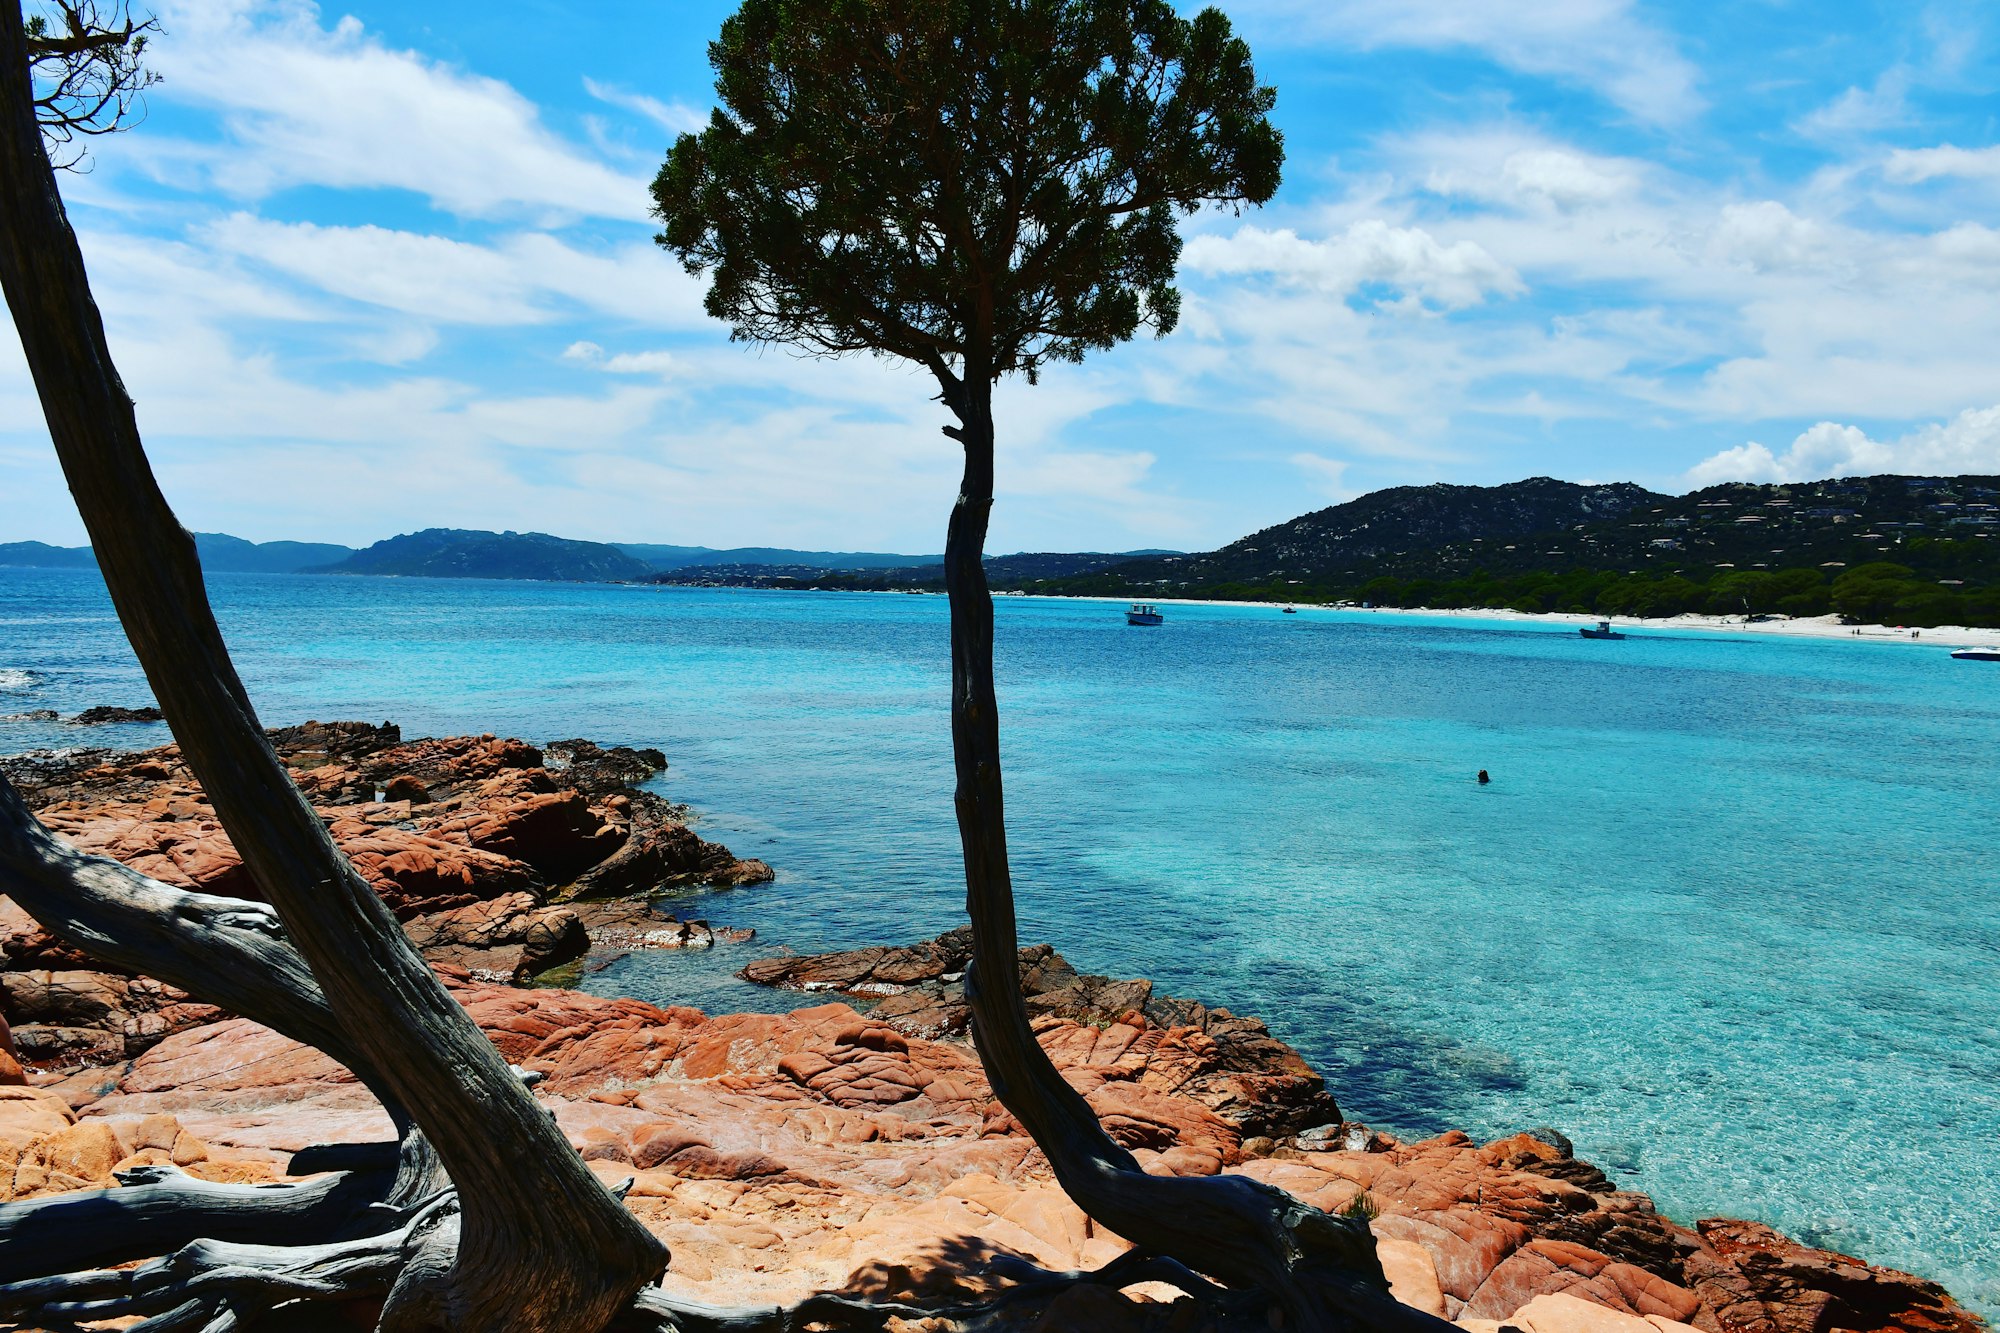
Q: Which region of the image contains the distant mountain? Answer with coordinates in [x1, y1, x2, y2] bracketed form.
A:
[650, 550, 1180, 589]
[1040, 474, 2000, 623]
[0, 530, 937, 580]
[318, 529, 655, 582]
[0, 534, 355, 573]
[1098, 478, 1667, 590]
[0, 541, 96, 569]
[193, 533, 355, 573]
[618, 543, 941, 571]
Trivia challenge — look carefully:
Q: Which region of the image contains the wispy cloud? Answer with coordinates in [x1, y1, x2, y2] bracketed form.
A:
[202, 215, 709, 329]
[1227, 0, 1703, 123]
[1184, 221, 1523, 311]
[583, 77, 709, 136]
[1885, 142, 2000, 183]
[1291, 452, 1354, 500]
[1793, 66, 1913, 140]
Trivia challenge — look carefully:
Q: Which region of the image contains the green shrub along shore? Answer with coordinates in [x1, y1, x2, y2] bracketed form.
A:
[1042, 555, 2000, 627]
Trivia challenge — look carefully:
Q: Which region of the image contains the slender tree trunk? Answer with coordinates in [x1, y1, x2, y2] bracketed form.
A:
[942, 373, 1142, 1180]
[0, 9, 665, 1330]
[941, 379, 1451, 1332]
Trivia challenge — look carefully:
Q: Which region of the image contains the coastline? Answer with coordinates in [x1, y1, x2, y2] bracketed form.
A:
[1062, 593, 2000, 648]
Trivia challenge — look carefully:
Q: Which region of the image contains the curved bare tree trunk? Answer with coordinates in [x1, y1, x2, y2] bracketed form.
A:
[0, 7, 665, 1328]
[939, 375, 1453, 1332]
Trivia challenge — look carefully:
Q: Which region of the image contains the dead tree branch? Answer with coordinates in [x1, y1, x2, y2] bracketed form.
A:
[23, 0, 159, 166]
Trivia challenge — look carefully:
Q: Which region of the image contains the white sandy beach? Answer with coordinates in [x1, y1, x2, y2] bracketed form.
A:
[1070, 595, 2000, 650]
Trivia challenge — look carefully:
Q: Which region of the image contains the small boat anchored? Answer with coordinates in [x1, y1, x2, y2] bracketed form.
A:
[1950, 646, 2000, 661]
[1579, 620, 1625, 640]
[1125, 603, 1163, 626]
[1282, 605, 1298, 614]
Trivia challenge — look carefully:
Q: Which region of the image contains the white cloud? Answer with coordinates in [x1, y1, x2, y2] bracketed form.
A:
[209, 216, 550, 325]
[1184, 221, 1523, 310]
[600, 351, 679, 376]
[1706, 202, 1836, 274]
[131, 0, 648, 221]
[1793, 67, 1912, 140]
[1415, 136, 1647, 213]
[1148, 113, 2000, 479]
[582, 78, 708, 136]
[1688, 407, 2000, 486]
[1884, 143, 2000, 184]
[1228, 0, 1702, 123]
[1496, 150, 1637, 210]
[1291, 452, 1354, 500]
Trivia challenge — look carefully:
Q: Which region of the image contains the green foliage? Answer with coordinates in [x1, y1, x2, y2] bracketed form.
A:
[1702, 568, 1828, 617]
[1831, 562, 1923, 624]
[652, 0, 1282, 388]
[1039, 557, 1998, 628]
[1334, 1190, 1379, 1222]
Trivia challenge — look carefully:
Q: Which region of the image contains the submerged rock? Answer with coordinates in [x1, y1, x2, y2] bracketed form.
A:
[66, 705, 164, 725]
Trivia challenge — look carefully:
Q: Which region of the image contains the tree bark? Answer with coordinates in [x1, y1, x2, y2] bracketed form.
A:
[0, 7, 665, 1329]
[939, 377, 1453, 1332]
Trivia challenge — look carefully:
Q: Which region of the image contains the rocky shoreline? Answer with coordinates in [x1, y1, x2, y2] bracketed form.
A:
[0, 719, 769, 1065]
[0, 724, 1983, 1332]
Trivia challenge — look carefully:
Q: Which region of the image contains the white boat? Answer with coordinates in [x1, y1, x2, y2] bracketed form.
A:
[1126, 603, 1163, 626]
[1950, 646, 2000, 661]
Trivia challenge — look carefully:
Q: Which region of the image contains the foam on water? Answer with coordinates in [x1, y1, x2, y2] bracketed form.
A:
[2, 566, 1997, 1312]
[0, 667, 40, 692]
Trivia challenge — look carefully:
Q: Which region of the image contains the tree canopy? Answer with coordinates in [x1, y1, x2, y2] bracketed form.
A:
[652, 0, 1281, 392]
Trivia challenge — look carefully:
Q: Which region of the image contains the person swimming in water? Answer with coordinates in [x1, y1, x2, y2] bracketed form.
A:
[1477, 770, 1490, 785]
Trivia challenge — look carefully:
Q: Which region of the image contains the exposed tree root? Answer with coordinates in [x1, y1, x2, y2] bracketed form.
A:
[0, 1192, 455, 1332]
[0, 1214, 1330, 1333]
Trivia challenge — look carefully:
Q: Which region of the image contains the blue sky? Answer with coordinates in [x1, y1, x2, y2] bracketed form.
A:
[6, 0, 2000, 553]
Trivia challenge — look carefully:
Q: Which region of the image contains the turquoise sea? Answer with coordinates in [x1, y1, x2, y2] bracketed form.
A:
[2, 566, 1997, 1310]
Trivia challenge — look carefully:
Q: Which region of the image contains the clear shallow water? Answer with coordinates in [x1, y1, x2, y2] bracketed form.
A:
[3, 566, 1998, 1310]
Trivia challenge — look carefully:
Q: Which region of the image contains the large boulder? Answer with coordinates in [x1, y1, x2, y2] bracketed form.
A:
[403, 893, 589, 981]
[0, 1013, 22, 1086]
[1, 968, 221, 1063]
